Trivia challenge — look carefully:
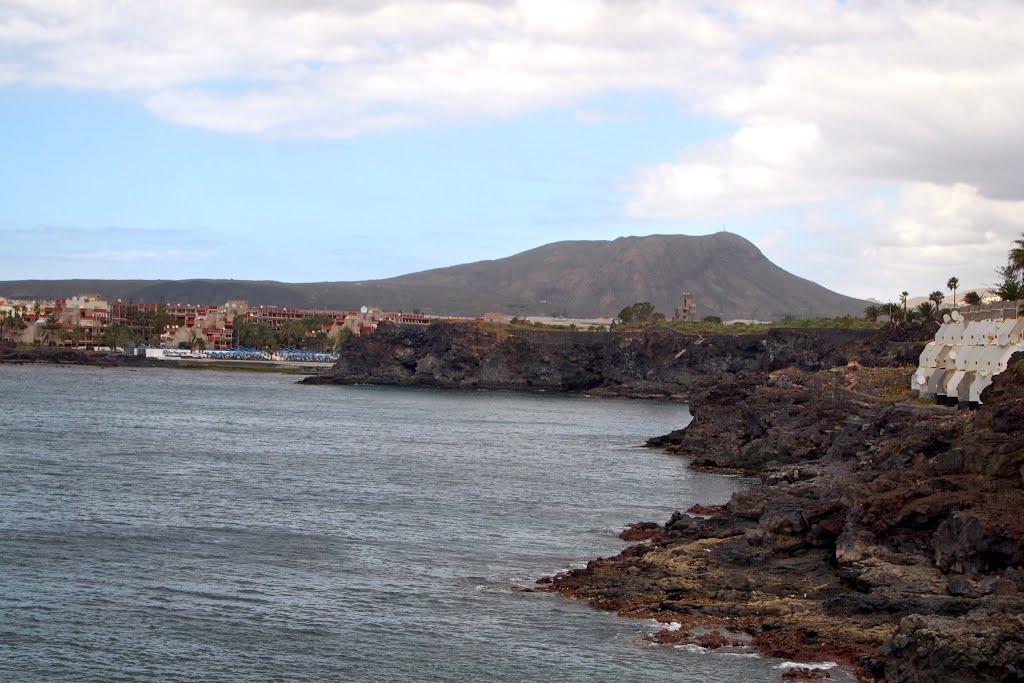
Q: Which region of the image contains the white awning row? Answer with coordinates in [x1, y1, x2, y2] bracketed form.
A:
[912, 311, 1024, 405]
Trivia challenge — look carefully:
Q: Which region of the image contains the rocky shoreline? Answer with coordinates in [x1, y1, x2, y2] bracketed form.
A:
[309, 320, 1022, 681]
[0, 344, 162, 368]
[541, 357, 1024, 682]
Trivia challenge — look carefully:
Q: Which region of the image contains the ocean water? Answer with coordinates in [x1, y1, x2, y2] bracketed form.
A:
[0, 365, 852, 682]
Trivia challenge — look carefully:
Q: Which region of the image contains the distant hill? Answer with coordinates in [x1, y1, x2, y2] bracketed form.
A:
[0, 233, 870, 320]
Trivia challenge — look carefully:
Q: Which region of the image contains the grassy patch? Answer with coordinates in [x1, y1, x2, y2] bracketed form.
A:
[500, 316, 883, 335]
[879, 385, 917, 403]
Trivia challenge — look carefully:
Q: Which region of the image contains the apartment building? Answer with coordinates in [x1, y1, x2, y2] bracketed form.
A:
[2, 294, 486, 349]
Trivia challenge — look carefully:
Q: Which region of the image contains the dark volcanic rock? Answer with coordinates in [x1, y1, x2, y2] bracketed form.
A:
[0, 346, 160, 367]
[308, 320, 1023, 679]
[546, 353, 1024, 681]
[306, 321, 887, 396]
[865, 612, 1024, 683]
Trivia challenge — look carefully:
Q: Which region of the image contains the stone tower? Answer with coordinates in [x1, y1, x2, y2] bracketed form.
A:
[674, 291, 696, 322]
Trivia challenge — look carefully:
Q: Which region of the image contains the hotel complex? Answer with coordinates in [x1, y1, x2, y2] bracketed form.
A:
[0, 295, 503, 350]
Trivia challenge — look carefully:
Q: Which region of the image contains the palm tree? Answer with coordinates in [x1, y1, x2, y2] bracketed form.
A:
[900, 291, 909, 320]
[0, 309, 20, 342]
[1, 305, 26, 343]
[917, 301, 936, 318]
[929, 290, 945, 310]
[997, 281, 1024, 301]
[1010, 233, 1024, 273]
[186, 326, 205, 352]
[946, 277, 959, 308]
[863, 304, 881, 322]
[963, 291, 983, 306]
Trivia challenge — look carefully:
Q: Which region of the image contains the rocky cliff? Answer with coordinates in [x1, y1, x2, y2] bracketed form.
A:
[305, 321, 913, 396]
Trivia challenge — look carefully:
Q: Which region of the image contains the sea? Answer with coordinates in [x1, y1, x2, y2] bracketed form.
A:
[0, 365, 853, 682]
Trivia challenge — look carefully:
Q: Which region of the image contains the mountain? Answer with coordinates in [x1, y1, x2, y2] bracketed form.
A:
[0, 233, 870, 320]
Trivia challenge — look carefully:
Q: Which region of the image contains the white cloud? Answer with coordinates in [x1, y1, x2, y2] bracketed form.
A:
[627, 118, 833, 215]
[765, 183, 1024, 300]
[2, 1, 1023, 296]
[626, 0, 1024, 216]
[516, 0, 602, 36]
[0, 1, 731, 134]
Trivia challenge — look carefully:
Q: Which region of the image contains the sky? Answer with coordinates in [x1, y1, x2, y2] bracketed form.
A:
[1, 1, 1023, 301]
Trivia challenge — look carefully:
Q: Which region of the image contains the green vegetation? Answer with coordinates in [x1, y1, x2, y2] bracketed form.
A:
[99, 324, 139, 350]
[510, 300, 875, 335]
[507, 317, 580, 332]
[616, 301, 665, 325]
[235, 319, 277, 350]
[992, 265, 1023, 302]
[235, 315, 335, 351]
[41, 312, 64, 345]
[67, 327, 86, 346]
[978, 233, 1024, 304]
[618, 315, 877, 334]
[880, 385, 917, 404]
[611, 300, 877, 333]
[947, 276, 959, 308]
[0, 305, 25, 342]
[124, 299, 172, 345]
[507, 313, 879, 334]
[874, 233, 1024, 326]
[1011, 234, 1024, 274]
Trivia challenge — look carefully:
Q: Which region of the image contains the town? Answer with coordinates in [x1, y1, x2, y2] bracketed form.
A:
[0, 294, 509, 357]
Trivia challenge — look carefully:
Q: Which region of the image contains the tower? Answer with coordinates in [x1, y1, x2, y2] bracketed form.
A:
[674, 291, 696, 322]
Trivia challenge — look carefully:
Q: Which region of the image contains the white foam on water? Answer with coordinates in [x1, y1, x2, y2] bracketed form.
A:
[672, 644, 710, 653]
[669, 643, 761, 659]
[715, 650, 761, 658]
[775, 660, 837, 671]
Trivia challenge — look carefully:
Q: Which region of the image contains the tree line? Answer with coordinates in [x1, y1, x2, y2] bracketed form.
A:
[233, 315, 338, 352]
[865, 233, 1024, 323]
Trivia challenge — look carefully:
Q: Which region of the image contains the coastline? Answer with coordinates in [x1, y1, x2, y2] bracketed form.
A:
[539, 360, 1024, 682]
[302, 320, 916, 398]
[0, 347, 326, 375]
[8, 322, 1020, 680]
[307, 320, 1023, 681]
